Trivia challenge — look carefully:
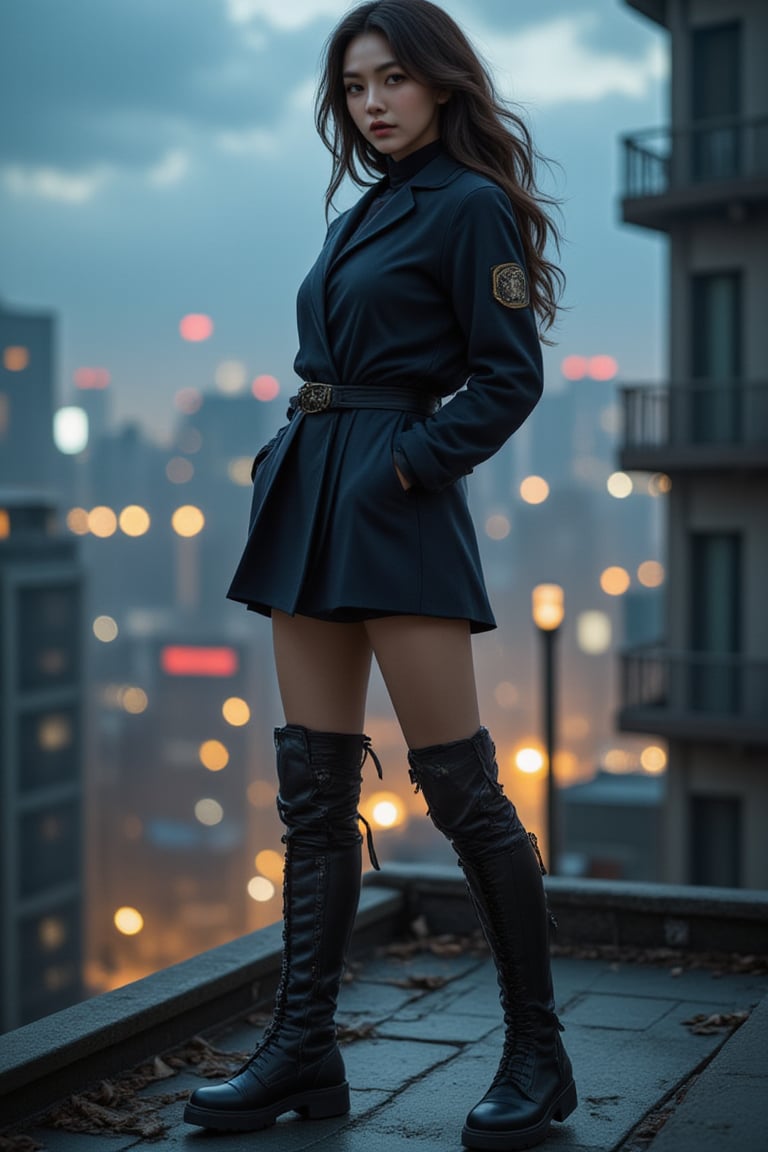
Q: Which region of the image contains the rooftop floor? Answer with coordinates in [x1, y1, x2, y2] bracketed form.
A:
[2, 872, 767, 1152]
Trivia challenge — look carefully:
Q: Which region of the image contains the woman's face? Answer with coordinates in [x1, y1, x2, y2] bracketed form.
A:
[342, 31, 447, 163]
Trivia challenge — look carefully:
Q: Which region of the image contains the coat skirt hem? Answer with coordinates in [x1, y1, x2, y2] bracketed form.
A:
[225, 407, 497, 635]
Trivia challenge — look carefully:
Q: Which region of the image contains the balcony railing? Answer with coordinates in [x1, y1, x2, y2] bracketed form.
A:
[623, 115, 768, 199]
[619, 646, 768, 744]
[620, 381, 768, 470]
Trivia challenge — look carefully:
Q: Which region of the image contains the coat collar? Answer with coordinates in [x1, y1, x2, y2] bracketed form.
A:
[325, 151, 465, 274]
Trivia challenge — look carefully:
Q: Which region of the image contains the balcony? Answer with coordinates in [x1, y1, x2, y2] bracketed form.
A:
[621, 116, 768, 230]
[618, 646, 768, 745]
[619, 381, 768, 472]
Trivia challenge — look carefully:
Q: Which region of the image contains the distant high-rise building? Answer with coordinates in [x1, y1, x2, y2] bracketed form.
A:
[0, 298, 59, 492]
[0, 491, 85, 1031]
[617, 0, 768, 886]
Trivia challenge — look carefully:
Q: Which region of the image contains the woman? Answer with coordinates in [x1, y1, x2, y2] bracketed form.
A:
[184, 1, 576, 1148]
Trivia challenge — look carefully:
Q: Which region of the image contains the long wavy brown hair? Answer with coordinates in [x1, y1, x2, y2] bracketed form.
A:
[315, 0, 564, 336]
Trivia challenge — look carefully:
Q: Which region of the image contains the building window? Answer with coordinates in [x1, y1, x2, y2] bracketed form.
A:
[689, 272, 742, 443]
[17, 708, 78, 794]
[691, 22, 741, 182]
[689, 533, 741, 714]
[17, 584, 80, 693]
[689, 795, 741, 887]
[18, 801, 80, 898]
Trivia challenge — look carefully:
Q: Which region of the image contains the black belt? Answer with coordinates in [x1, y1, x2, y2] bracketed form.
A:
[290, 381, 440, 416]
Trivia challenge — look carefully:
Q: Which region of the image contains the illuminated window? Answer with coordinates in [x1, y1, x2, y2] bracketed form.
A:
[3, 345, 29, 371]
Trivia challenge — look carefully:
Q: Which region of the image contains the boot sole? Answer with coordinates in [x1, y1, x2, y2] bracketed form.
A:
[461, 1079, 578, 1150]
[183, 1080, 351, 1131]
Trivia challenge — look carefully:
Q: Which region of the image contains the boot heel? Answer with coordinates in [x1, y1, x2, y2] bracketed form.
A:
[552, 1080, 578, 1122]
[303, 1082, 351, 1120]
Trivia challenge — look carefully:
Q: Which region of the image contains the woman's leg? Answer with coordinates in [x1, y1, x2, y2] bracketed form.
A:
[363, 615, 479, 747]
[185, 613, 376, 1132]
[273, 609, 372, 732]
[366, 614, 576, 1151]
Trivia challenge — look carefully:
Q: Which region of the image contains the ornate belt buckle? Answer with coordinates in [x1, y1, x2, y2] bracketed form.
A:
[298, 381, 333, 413]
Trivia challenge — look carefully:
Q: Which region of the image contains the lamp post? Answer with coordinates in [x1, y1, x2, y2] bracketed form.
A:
[532, 584, 564, 875]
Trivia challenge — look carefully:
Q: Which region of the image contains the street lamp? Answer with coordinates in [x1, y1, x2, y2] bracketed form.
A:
[532, 584, 564, 874]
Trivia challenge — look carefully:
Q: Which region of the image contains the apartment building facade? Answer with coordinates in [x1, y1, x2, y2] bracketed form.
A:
[617, 0, 768, 886]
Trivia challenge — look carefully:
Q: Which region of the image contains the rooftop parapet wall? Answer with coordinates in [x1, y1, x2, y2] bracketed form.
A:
[1, 870, 766, 1130]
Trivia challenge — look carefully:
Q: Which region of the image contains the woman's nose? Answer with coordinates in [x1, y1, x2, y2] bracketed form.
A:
[365, 86, 385, 113]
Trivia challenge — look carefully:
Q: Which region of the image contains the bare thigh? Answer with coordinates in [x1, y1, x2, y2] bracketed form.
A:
[271, 609, 372, 734]
[364, 615, 480, 748]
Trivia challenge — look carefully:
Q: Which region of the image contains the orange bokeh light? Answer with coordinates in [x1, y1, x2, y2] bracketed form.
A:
[180, 314, 214, 342]
[252, 375, 280, 402]
[4, 346, 30, 371]
[600, 566, 631, 596]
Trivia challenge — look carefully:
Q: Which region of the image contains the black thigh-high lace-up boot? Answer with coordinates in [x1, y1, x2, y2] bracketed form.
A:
[407, 726, 577, 1151]
[184, 723, 382, 1132]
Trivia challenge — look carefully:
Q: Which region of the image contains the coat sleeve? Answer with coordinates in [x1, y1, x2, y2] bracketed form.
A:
[392, 183, 544, 492]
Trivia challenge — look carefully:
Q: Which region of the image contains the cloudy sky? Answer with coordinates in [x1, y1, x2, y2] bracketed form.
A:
[0, 0, 668, 440]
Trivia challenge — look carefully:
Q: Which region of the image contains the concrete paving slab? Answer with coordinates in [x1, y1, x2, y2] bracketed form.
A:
[376, 1008, 498, 1044]
[343, 1036, 460, 1092]
[587, 961, 768, 1006]
[336, 978, 425, 1018]
[565, 992, 679, 1031]
[644, 995, 768, 1152]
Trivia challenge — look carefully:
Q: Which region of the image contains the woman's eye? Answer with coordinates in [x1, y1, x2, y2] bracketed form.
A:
[386, 72, 406, 84]
[346, 83, 363, 94]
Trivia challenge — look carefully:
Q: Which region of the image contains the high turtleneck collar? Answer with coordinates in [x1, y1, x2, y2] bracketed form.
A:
[386, 138, 444, 189]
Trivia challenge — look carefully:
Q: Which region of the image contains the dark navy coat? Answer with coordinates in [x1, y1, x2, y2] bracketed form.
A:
[226, 147, 543, 632]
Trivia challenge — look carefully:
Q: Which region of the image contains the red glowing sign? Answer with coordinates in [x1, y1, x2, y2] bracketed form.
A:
[179, 314, 214, 342]
[252, 374, 280, 402]
[160, 646, 239, 677]
[74, 367, 111, 389]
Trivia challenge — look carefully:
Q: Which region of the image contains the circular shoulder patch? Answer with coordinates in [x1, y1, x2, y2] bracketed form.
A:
[492, 263, 529, 309]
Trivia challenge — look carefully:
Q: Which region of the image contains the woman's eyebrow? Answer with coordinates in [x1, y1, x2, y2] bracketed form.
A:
[343, 59, 400, 78]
